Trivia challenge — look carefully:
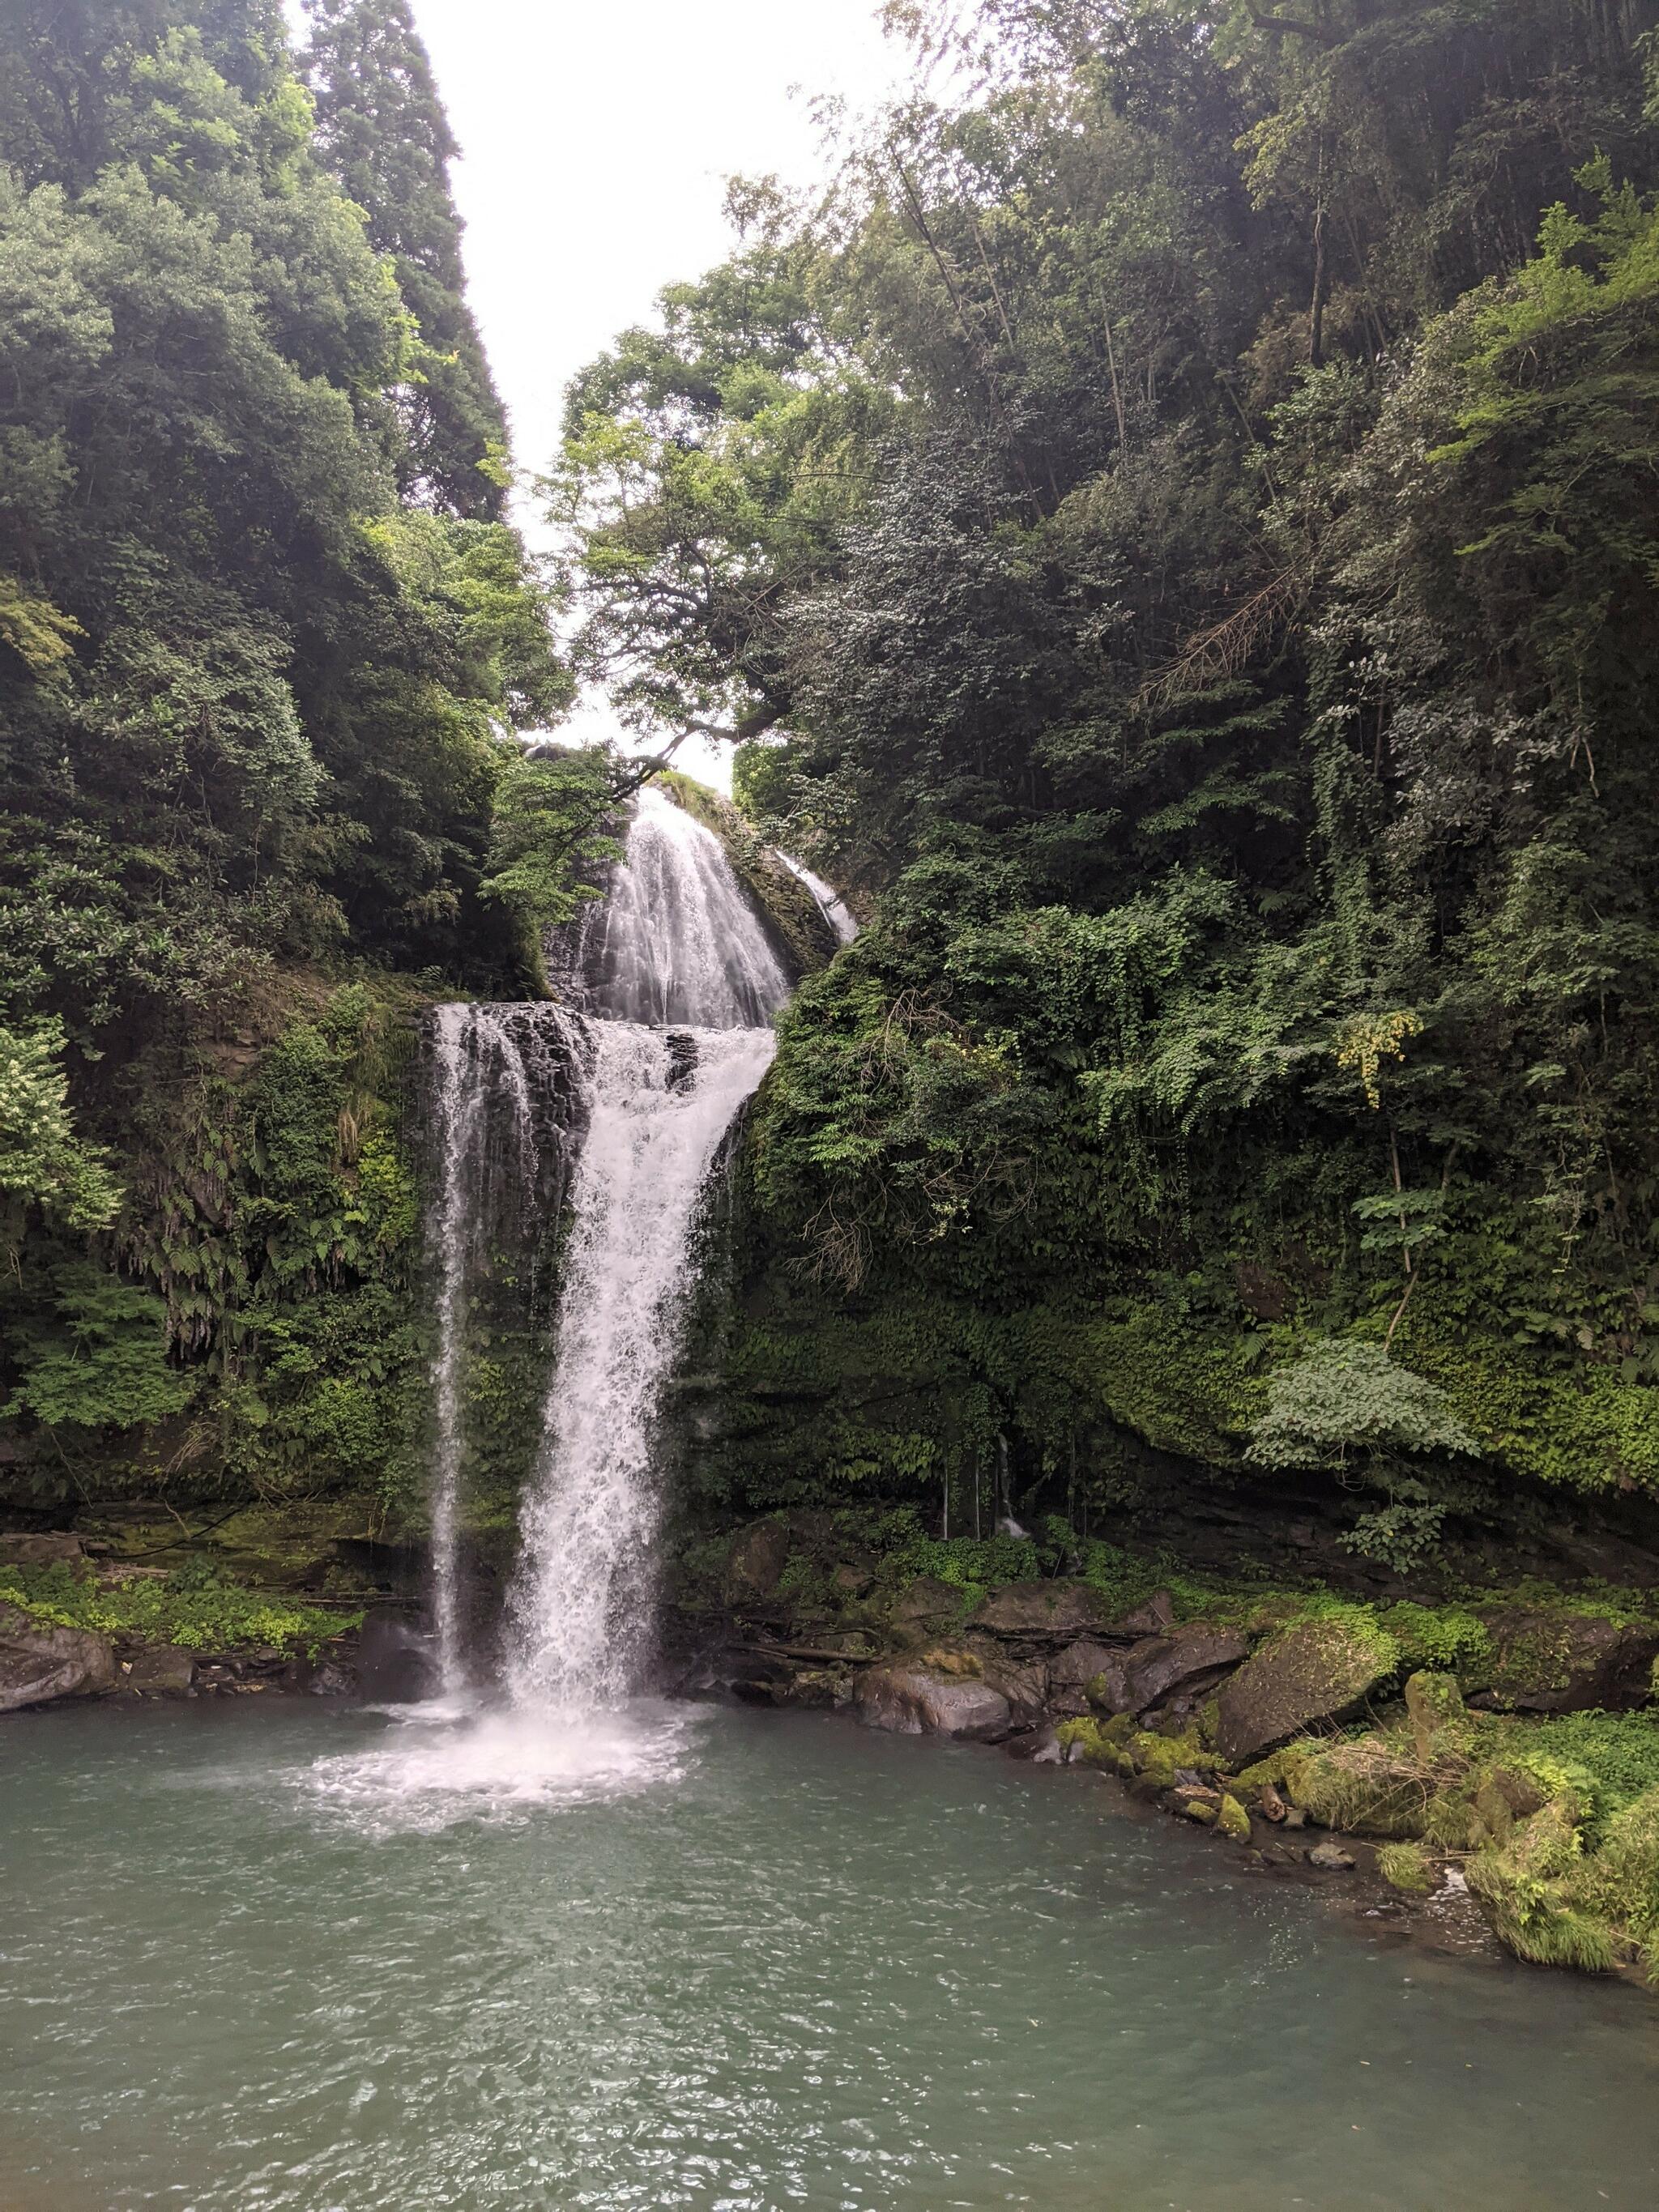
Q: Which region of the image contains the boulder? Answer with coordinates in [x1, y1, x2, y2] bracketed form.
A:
[125, 1645, 196, 1695]
[355, 1611, 434, 1702]
[969, 1579, 1112, 1643]
[1107, 1589, 1175, 1637]
[885, 1576, 966, 1638]
[1307, 1839, 1357, 1872]
[1171, 1784, 1221, 1824]
[1214, 1617, 1396, 1764]
[1002, 1724, 1064, 1763]
[296, 1656, 356, 1698]
[974, 1650, 1050, 1725]
[1469, 1610, 1659, 1715]
[0, 1600, 116, 1714]
[1086, 1623, 1251, 1720]
[853, 1664, 1012, 1740]
[1047, 1638, 1124, 1713]
[1216, 1793, 1252, 1843]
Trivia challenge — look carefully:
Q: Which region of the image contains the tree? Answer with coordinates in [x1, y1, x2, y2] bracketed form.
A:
[301, 0, 510, 518]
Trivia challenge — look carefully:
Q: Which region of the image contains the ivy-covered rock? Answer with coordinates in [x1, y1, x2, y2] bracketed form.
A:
[1469, 1610, 1659, 1715]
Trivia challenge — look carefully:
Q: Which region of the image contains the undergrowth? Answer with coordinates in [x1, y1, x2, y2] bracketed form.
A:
[0, 1558, 354, 1658]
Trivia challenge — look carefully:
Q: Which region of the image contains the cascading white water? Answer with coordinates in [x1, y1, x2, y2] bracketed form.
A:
[565, 786, 791, 1025]
[506, 786, 789, 1710]
[778, 851, 859, 947]
[326, 788, 794, 1815]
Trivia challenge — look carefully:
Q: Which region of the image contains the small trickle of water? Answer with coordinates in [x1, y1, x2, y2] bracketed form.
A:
[779, 849, 859, 944]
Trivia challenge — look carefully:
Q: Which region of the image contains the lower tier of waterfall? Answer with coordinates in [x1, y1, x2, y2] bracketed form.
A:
[424, 1001, 584, 1693]
[506, 1017, 774, 1707]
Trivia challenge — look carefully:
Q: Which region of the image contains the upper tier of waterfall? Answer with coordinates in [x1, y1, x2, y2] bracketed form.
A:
[565, 785, 792, 1027]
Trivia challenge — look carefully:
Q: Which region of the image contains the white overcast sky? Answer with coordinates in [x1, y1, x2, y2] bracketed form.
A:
[292, 2, 911, 780]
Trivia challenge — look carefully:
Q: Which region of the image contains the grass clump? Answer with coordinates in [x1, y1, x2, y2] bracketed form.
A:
[1378, 1842, 1433, 1894]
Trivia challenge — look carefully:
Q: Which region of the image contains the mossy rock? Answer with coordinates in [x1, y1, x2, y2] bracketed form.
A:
[1468, 1800, 1617, 1972]
[1216, 1792, 1252, 1842]
[969, 1579, 1113, 1642]
[1404, 1669, 1465, 1759]
[725, 1519, 791, 1600]
[1281, 1737, 1437, 1840]
[1214, 1614, 1399, 1764]
[1378, 1841, 1432, 1894]
[1565, 1784, 1659, 1963]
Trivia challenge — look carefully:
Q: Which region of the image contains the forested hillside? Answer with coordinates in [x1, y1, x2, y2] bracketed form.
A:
[6, 0, 1659, 1591]
[558, 0, 1659, 1571]
[0, 0, 584, 1512]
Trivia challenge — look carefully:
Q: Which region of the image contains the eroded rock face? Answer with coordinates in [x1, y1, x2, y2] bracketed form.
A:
[0, 1600, 116, 1714]
[0, 1532, 85, 1568]
[969, 1579, 1111, 1643]
[1088, 1623, 1252, 1720]
[1214, 1617, 1395, 1764]
[853, 1664, 1011, 1739]
[1470, 1611, 1659, 1714]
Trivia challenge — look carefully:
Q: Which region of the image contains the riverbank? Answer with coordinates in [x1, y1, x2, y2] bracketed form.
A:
[666, 1507, 1659, 1987]
[7, 1498, 1658, 1988]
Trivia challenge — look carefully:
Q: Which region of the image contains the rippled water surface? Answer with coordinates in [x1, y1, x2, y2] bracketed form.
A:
[3, 1698, 1657, 2210]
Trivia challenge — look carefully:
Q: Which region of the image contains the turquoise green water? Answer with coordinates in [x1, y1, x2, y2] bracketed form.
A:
[2, 1697, 1656, 2210]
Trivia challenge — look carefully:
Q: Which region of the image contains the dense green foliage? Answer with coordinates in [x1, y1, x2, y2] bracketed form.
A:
[301, 0, 510, 520]
[0, 2, 583, 1504]
[568, 0, 1659, 1547]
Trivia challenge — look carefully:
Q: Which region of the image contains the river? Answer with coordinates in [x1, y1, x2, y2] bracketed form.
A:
[2, 1696, 1655, 2210]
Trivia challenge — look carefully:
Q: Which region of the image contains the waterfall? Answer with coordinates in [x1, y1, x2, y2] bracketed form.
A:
[778, 851, 859, 947]
[504, 786, 787, 1708]
[424, 1001, 582, 1693]
[562, 786, 791, 1025]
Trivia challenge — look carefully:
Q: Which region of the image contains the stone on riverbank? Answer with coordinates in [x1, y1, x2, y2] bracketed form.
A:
[1085, 1622, 1251, 1720]
[1047, 1638, 1124, 1712]
[125, 1645, 196, 1695]
[969, 1580, 1112, 1643]
[0, 1600, 116, 1713]
[854, 1663, 1012, 1739]
[1214, 1615, 1397, 1763]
